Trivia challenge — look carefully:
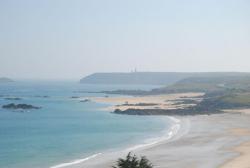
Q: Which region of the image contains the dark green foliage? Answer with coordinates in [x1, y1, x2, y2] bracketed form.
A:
[112, 153, 153, 168]
[138, 156, 153, 168]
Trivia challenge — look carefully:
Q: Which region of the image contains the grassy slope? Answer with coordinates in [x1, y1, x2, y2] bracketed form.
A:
[155, 75, 250, 93]
[153, 75, 250, 111]
[221, 93, 250, 105]
[113, 75, 250, 115]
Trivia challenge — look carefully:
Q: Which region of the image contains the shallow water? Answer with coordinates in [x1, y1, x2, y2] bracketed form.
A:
[0, 81, 172, 168]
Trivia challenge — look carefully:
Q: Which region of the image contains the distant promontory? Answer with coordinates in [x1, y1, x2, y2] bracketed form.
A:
[0, 77, 14, 83]
[80, 72, 250, 85]
[80, 72, 193, 85]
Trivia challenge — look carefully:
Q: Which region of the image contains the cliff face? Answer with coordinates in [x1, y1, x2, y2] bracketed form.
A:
[80, 72, 192, 85]
[0, 77, 14, 83]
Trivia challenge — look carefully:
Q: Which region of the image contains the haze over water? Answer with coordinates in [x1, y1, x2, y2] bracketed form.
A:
[1, 0, 250, 79]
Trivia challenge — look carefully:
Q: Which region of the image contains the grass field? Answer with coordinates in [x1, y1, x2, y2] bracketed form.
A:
[221, 93, 250, 105]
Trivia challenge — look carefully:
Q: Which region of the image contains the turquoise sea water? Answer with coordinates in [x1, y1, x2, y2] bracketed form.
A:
[0, 81, 171, 168]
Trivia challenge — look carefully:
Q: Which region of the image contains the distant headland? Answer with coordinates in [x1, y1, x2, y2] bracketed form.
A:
[80, 72, 193, 85]
[80, 72, 250, 85]
[86, 72, 250, 116]
[0, 77, 14, 83]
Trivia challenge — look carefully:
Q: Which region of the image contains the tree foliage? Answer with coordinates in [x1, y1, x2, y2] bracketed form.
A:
[112, 152, 153, 168]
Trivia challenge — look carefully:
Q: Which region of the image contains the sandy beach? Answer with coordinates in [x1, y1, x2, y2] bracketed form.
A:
[73, 95, 250, 168]
[71, 112, 249, 168]
[89, 92, 204, 111]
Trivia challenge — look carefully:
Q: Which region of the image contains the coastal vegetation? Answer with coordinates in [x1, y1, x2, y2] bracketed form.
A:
[110, 74, 250, 115]
[112, 153, 153, 168]
[101, 73, 250, 95]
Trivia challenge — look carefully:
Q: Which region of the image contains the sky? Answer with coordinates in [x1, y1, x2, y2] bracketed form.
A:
[0, 0, 250, 80]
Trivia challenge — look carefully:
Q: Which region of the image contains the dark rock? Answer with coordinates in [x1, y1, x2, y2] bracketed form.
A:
[113, 107, 223, 116]
[2, 103, 41, 110]
[80, 99, 90, 103]
[71, 96, 80, 99]
[34, 95, 50, 98]
[4, 97, 21, 100]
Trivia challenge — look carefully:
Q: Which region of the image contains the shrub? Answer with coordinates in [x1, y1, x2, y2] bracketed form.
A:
[112, 152, 153, 168]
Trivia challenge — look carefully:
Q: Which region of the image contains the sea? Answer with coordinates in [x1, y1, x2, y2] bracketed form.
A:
[0, 81, 176, 168]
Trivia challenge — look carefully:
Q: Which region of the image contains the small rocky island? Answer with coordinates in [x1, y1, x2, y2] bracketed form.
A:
[2, 103, 41, 110]
[80, 99, 91, 103]
[4, 97, 22, 100]
[0, 77, 14, 83]
[71, 96, 80, 99]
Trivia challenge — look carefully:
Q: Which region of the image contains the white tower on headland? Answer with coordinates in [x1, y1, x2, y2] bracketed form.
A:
[131, 68, 137, 73]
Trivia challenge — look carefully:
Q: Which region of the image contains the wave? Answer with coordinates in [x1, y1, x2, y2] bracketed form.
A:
[50, 117, 183, 168]
[125, 116, 181, 152]
[50, 153, 102, 168]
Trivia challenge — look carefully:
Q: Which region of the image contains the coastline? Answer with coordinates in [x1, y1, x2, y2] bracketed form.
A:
[219, 109, 250, 168]
[50, 116, 185, 168]
[89, 92, 204, 112]
[219, 141, 250, 168]
[77, 112, 250, 168]
[55, 94, 250, 168]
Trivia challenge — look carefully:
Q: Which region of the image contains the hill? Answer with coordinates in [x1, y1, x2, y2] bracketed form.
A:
[152, 73, 250, 94]
[109, 74, 250, 115]
[80, 72, 250, 85]
[80, 72, 194, 85]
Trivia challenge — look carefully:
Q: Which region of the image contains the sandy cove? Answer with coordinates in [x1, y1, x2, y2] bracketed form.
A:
[74, 94, 250, 168]
[90, 92, 204, 111]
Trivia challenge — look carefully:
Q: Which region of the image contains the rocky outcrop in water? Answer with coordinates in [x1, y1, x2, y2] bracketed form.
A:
[4, 97, 21, 100]
[2, 103, 41, 110]
[71, 96, 80, 99]
[80, 99, 90, 103]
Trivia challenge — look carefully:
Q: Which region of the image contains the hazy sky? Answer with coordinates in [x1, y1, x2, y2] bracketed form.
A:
[0, 0, 250, 79]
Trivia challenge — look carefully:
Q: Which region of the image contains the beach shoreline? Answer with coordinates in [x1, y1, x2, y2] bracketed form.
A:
[89, 92, 204, 112]
[50, 115, 186, 168]
[75, 112, 250, 168]
[69, 94, 250, 168]
[219, 127, 250, 168]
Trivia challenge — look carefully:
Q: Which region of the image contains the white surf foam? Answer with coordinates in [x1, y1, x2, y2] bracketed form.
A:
[125, 116, 181, 152]
[50, 153, 102, 168]
[50, 117, 183, 168]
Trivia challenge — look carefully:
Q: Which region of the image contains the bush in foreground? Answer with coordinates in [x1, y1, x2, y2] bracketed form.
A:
[112, 152, 153, 168]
